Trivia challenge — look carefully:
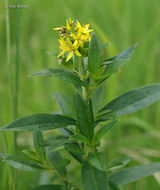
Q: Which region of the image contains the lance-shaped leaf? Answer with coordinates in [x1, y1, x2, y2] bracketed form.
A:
[22, 150, 41, 161]
[33, 131, 46, 159]
[102, 44, 136, 77]
[53, 92, 75, 117]
[75, 93, 94, 142]
[30, 68, 86, 87]
[47, 151, 67, 177]
[92, 120, 118, 146]
[70, 134, 90, 145]
[99, 84, 160, 116]
[92, 86, 103, 114]
[87, 152, 106, 171]
[82, 161, 108, 190]
[54, 159, 71, 168]
[88, 32, 102, 74]
[60, 128, 73, 137]
[0, 153, 44, 172]
[109, 162, 160, 185]
[106, 157, 132, 172]
[65, 143, 83, 163]
[44, 135, 70, 152]
[32, 184, 64, 190]
[108, 181, 120, 190]
[0, 114, 76, 131]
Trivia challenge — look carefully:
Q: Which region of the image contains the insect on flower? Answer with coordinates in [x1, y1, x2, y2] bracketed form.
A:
[53, 18, 94, 62]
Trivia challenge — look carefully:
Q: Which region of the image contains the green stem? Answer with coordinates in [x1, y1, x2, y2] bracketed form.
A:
[14, 0, 20, 119]
[65, 179, 69, 190]
[81, 58, 89, 101]
[5, 0, 14, 120]
[5, 0, 16, 189]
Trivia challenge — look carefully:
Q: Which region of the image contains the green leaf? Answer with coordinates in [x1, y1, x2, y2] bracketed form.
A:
[102, 43, 110, 49]
[82, 161, 108, 190]
[108, 181, 120, 190]
[44, 135, 70, 151]
[65, 143, 84, 155]
[0, 153, 44, 172]
[99, 84, 160, 116]
[93, 120, 118, 146]
[53, 92, 75, 117]
[88, 32, 102, 74]
[75, 93, 94, 142]
[92, 86, 103, 114]
[109, 162, 160, 185]
[70, 134, 90, 145]
[47, 151, 67, 177]
[95, 111, 116, 122]
[33, 131, 46, 159]
[87, 152, 106, 171]
[60, 128, 73, 137]
[30, 68, 86, 87]
[106, 157, 132, 171]
[22, 150, 40, 161]
[32, 184, 64, 190]
[73, 54, 81, 71]
[103, 44, 136, 77]
[54, 159, 71, 168]
[65, 143, 83, 163]
[0, 114, 76, 131]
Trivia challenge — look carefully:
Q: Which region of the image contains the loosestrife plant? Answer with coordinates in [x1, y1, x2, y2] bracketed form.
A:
[1, 18, 160, 190]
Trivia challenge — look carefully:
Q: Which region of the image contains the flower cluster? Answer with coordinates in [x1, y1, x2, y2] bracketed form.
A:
[54, 18, 94, 62]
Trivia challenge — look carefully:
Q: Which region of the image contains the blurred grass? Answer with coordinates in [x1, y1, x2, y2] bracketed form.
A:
[0, 0, 160, 189]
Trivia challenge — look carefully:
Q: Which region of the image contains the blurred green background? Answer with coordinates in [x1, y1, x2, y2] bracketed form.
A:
[1, 0, 160, 189]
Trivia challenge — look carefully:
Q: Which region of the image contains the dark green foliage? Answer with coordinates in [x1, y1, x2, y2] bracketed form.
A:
[0, 154, 44, 172]
[110, 162, 160, 185]
[82, 161, 108, 190]
[0, 114, 76, 131]
[100, 84, 160, 116]
[75, 93, 94, 142]
[33, 131, 46, 159]
[106, 157, 132, 171]
[92, 120, 118, 146]
[53, 92, 75, 117]
[2, 29, 160, 190]
[102, 44, 136, 77]
[30, 68, 86, 87]
[32, 185, 64, 190]
[47, 151, 67, 178]
[88, 32, 102, 74]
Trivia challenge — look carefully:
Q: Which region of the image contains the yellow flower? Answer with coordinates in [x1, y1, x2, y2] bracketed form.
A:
[66, 18, 74, 31]
[70, 32, 84, 48]
[71, 20, 94, 47]
[54, 19, 93, 63]
[75, 21, 93, 34]
[57, 37, 81, 62]
[66, 38, 81, 61]
[82, 24, 94, 34]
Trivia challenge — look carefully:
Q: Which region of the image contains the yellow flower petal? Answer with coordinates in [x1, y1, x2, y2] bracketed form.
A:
[79, 40, 84, 48]
[66, 37, 73, 46]
[66, 20, 71, 31]
[75, 50, 81, 57]
[73, 40, 79, 49]
[69, 18, 74, 26]
[57, 51, 65, 58]
[75, 20, 81, 31]
[58, 37, 66, 46]
[66, 51, 74, 62]
[70, 33, 77, 40]
[53, 27, 62, 31]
